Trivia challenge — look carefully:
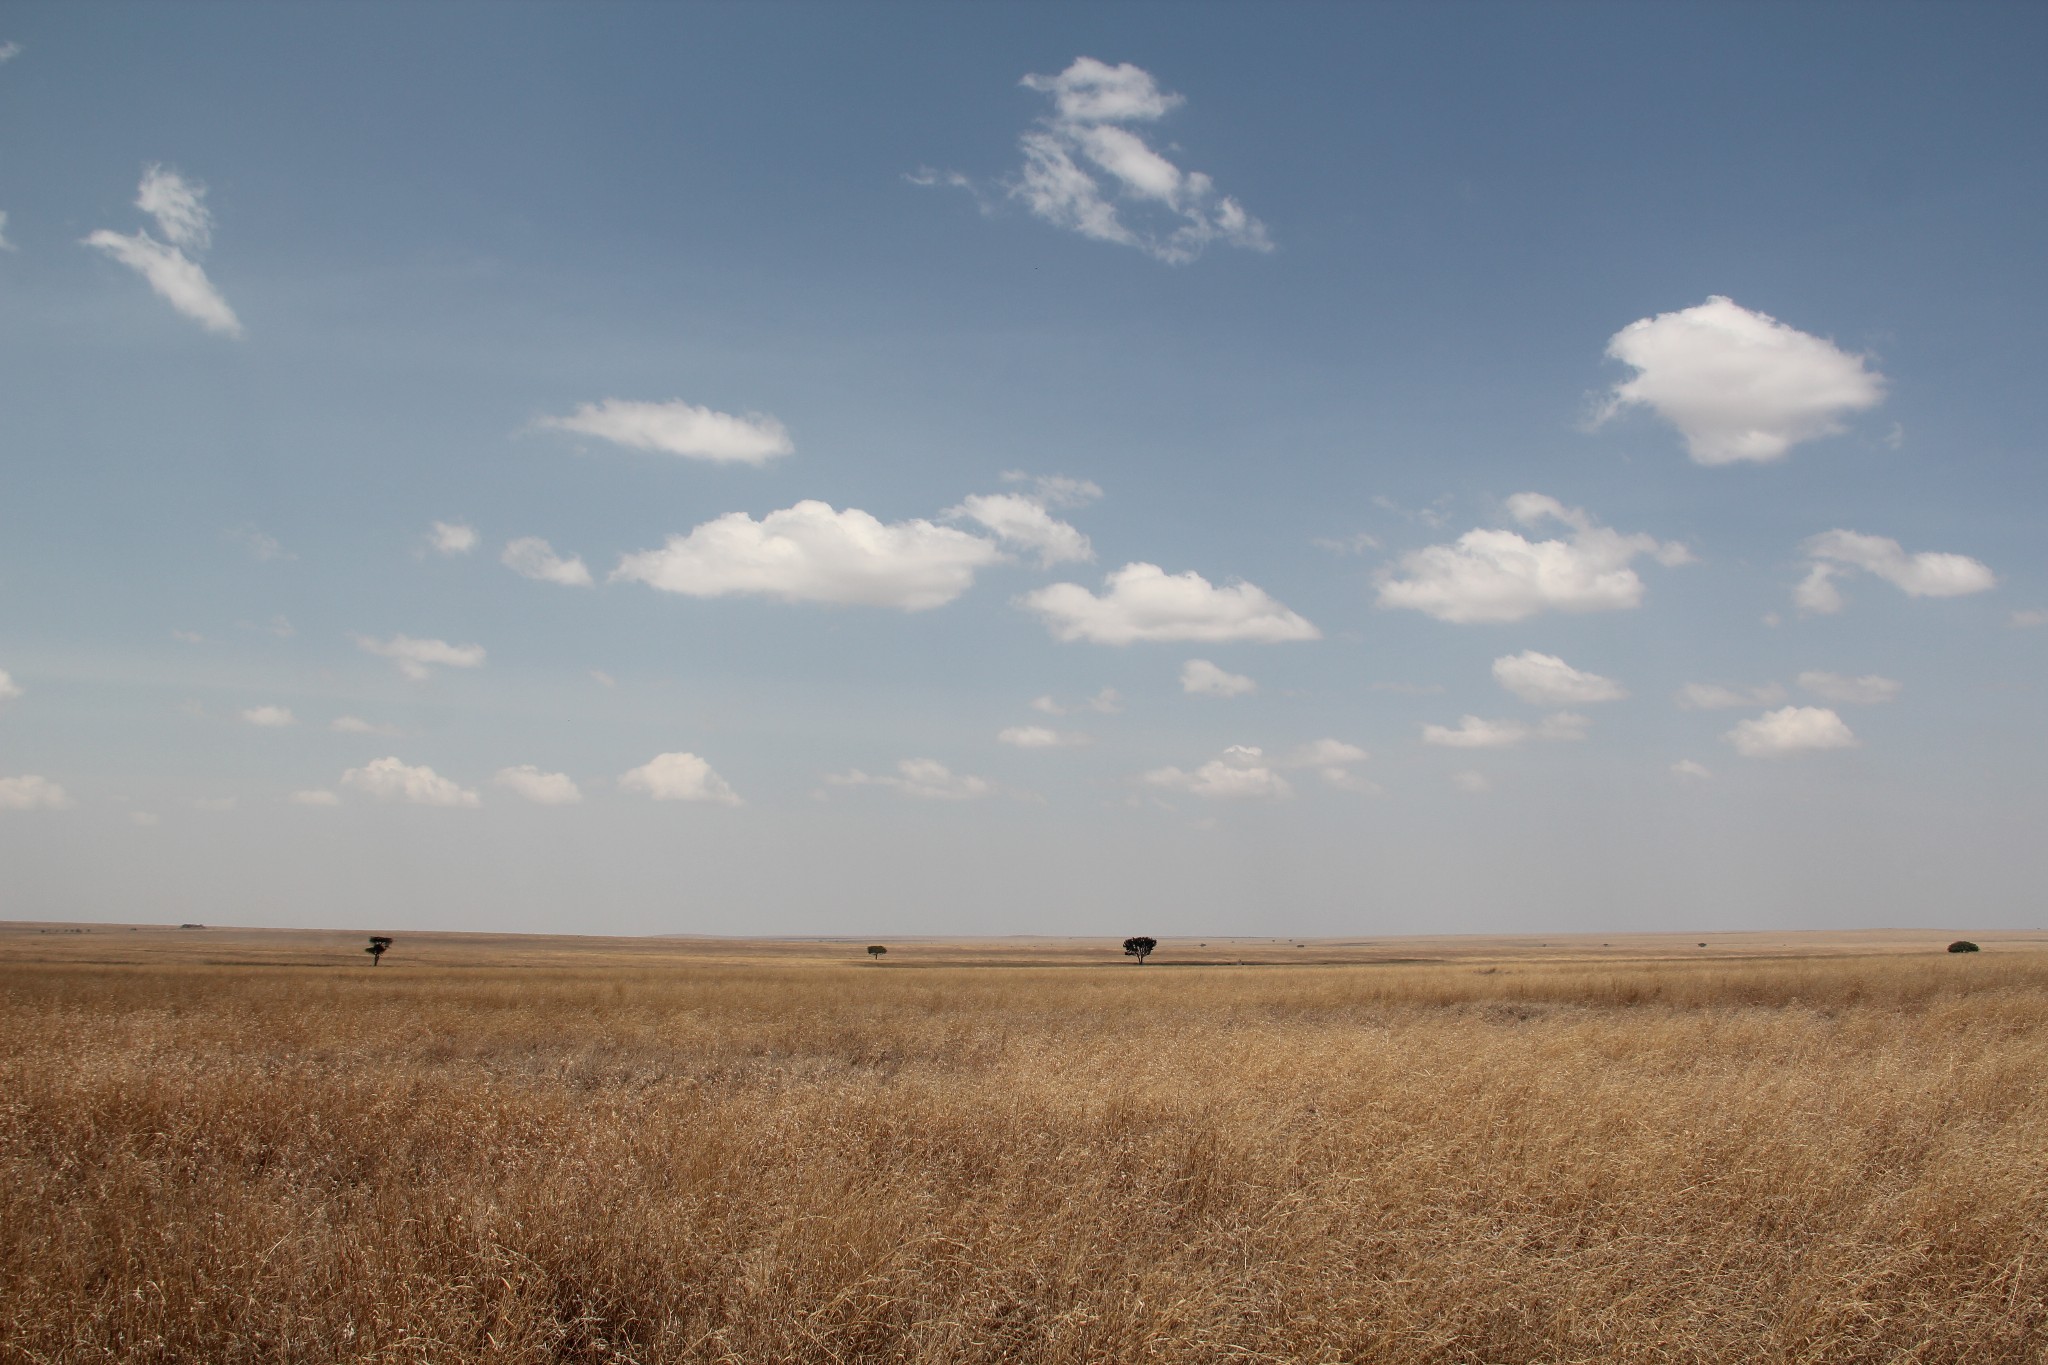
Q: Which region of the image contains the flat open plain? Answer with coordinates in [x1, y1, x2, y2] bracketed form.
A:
[4, 922, 2045, 1362]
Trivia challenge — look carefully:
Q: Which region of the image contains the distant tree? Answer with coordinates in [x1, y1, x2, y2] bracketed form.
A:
[1948, 940, 1981, 954]
[1123, 936, 1157, 965]
[366, 936, 393, 965]
[867, 945, 887, 962]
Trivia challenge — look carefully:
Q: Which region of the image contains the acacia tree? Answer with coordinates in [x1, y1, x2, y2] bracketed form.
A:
[867, 945, 887, 962]
[1123, 936, 1157, 965]
[366, 936, 393, 965]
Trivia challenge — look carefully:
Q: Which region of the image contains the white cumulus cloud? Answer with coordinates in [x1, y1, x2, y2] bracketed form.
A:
[614, 501, 1002, 611]
[1377, 495, 1688, 624]
[1725, 707, 1859, 758]
[997, 725, 1089, 749]
[82, 165, 241, 336]
[0, 669, 21, 702]
[1422, 713, 1589, 748]
[0, 775, 72, 810]
[1143, 745, 1293, 801]
[429, 521, 478, 556]
[1492, 651, 1626, 705]
[828, 758, 993, 801]
[983, 56, 1271, 265]
[495, 765, 583, 805]
[1796, 530, 1996, 613]
[1676, 682, 1788, 711]
[1598, 296, 1885, 464]
[354, 633, 486, 681]
[537, 398, 792, 465]
[1796, 671, 1902, 705]
[340, 757, 481, 806]
[620, 752, 742, 805]
[947, 492, 1092, 566]
[1181, 658, 1257, 697]
[241, 705, 295, 727]
[502, 536, 594, 587]
[1021, 562, 1318, 644]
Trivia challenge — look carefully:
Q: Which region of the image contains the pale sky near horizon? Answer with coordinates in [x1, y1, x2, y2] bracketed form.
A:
[2, 2, 2044, 937]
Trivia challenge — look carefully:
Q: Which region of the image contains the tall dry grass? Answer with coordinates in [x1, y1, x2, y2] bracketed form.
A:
[3, 949, 2045, 1362]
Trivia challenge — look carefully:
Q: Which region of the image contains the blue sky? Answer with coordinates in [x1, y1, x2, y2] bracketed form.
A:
[2, 2, 2044, 936]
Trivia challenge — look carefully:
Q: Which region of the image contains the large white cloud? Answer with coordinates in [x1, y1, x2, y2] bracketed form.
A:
[619, 752, 741, 805]
[996, 57, 1271, 265]
[1725, 706, 1859, 758]
[536, 399, 792, 464]
[495, 765, 583, 805]
[1181, 658, 1257, 697]
[1144, 745, 1293, 800]
[614, 501, 1002, 611]
[947, 492, 1092, 566]
[827, 758, 993, 801]
[1021, 563, 1318, 644]
[502, 536, 593, 587]
[1599, 296, 1885, 464]
[1422, 713, 1589, 748]
[341, 757, 481, 807]
[354, 633, 486, 680]
[81, 166, 241, 336]
[1796, 671, 1902, 705]
[1796, 530, 1996, 613]
[0, 775, 71, 810]
[1491, 651, 1626, 706]
[1377, 495, 1689, 624]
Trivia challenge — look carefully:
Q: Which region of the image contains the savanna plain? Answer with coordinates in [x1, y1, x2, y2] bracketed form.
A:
[4, 924, 2046, 1364]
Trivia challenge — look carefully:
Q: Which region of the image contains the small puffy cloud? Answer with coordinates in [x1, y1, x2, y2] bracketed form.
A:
[1797, 671, 1902, 705]
[947, 492, 1092, 566]
[1599, 296, 1885, 465]
[620, 752, 741, 805]
[1144, 745, 1293, 801]
[1377, 496, 1687, 624]
[1676, 682, 1788, 711]
[1022, 563, 1318, 644]
[537, 398, 791, 465]
[332, 715, 402, 736]
[1726, 706, 1859, 758]
[828, 758, 993, 801]
[429, 521, 478, 556]
[998, 725, 1088, 749]
[495, 765, 583, 805]
[342, 757, 480, 806]
[241, 705, 295, 727]
[0, 41, 20, 62]
[226, 526, 291, 562]
[502, 536, 593, 587]
[1671, 760, 1714, 781]
[1001, 472, 1102, 509]
[289, 789, 340, 806]
[1423, 713, 1588, 748]
[1030, 688, 1122, 716]
[1797, 530, 1995, 612]
[2009, 609, 2048, 629]
[1492, 651, 1626, 706]
[1181, 658, 1257, 698]
[354, 633, 486, 681]
[987, 56, 1271, 265]
[1283, 739, 1369, 769]
[0, 775, 71, 810]
[614, 501, 1002, 611]
[0, 669, 21, 702]
[82, 166, 241, 336]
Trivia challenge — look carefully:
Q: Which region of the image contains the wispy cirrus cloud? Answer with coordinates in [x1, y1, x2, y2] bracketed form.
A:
[354, 633, 486, 680]
[82, 165, 241, 336]
[827, 758, 992, 801]
[537, 398, 791, 465]
[502, 537, 593, 587]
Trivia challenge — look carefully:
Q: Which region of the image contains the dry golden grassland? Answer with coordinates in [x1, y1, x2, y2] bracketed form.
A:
[3, 925, 2046, 1363]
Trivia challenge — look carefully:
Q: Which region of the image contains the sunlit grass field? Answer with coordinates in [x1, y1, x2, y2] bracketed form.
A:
[4, 924, 2045, 1362]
